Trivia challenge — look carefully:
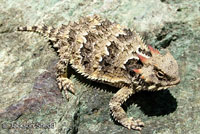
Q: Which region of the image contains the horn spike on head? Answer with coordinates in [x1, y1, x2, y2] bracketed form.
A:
[148, 45, 160, 55]
[140, 75, 145, 79]
[133, 69, 142, 74]
[137, 54, 148, 63]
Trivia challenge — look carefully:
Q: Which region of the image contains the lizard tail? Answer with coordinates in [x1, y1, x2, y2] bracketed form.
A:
[17, 25, 57, 41]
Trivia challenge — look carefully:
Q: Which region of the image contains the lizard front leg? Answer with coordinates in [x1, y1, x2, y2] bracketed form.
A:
[109, 86, 144, 130]
[56, 58, 75, 99]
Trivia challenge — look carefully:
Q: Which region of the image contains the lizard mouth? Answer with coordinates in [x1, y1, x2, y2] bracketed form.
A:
[170, 77, 180, 85]
[147, 77, 180, 91]
[156, 77, 180, 90]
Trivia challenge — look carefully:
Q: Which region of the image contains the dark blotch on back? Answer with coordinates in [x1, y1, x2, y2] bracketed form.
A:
[49, 27, 56, 38]
[42, 25, 48, 33]
[67, 29, 76, 45]
[100, 41, 119, 72]
[85, 32, 97, 43]
[107, 41, 118, 59]
[80, 43, 93, 69]
[56, 24, 68, 37]
[101, 19, 112, 28]
[117, 28, 134, 42]
[124, 58, 143, 77]
[96, 19, 112, 32]
[138, 48, 152, 57]
[32, 26, 37, 31]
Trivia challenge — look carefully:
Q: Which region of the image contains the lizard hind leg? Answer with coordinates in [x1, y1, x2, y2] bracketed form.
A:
[56, 58, 75, 100]
[109, 86, 144, 130]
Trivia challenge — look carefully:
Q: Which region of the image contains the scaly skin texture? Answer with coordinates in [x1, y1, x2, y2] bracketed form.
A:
[17, 14, 180, 130]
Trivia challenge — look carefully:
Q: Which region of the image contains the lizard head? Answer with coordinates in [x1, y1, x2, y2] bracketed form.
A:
[133, 45, 180, 91]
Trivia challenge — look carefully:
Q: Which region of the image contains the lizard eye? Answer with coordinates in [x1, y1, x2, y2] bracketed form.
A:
[156, 71, 164, 78]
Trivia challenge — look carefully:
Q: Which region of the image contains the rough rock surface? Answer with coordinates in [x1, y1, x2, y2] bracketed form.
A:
[0, 0, 199, 134]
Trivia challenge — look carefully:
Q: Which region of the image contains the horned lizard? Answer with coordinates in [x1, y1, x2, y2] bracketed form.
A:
[17, 14, 180, 130]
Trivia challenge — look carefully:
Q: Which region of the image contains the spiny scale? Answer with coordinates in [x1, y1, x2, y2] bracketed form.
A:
[17, 14, 180, 131]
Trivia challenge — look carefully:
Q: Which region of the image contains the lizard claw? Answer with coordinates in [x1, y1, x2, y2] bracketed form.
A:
[122, 117, 144, 130]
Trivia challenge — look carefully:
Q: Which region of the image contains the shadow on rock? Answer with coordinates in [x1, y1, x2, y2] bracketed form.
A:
[124, 90, 177, 116]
